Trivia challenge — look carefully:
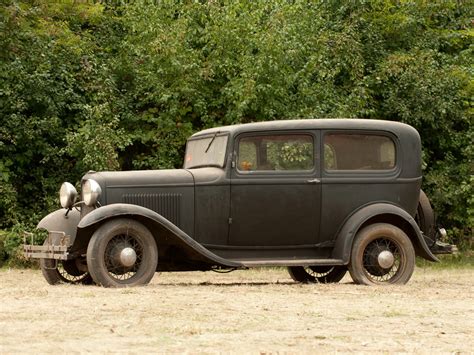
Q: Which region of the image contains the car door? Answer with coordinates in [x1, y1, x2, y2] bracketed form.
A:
[319, 130, 402, 244]
[229, 131, 321, 247]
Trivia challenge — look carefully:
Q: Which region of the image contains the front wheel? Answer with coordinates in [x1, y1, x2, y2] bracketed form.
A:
[349, 223, 415, 285]
[288, 265, 347, 283]
[41, 256, 93, 285]
[86, 218, 158, 288]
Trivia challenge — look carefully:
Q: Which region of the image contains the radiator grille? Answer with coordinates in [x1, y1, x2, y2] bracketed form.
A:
[122, 193, 181, 225]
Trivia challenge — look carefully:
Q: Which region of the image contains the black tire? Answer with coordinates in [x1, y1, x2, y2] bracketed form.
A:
[415, 189, 436, 247]
[349, 223, 415, 285]
[41, 251, 93, 285]
[86, 218, 158, 288]
[288, 265, 347, 283]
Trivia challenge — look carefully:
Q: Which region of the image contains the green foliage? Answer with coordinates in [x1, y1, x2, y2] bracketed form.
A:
[0, 225, 45, 267]
[65, 103, 131, 171]
[0, 230, 8, 265]
[417, 252, 474, 269]
[268, 140, 313, 171]
[0, 0, 472, 260]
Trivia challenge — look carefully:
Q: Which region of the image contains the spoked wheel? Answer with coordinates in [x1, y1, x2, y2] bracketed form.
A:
[288, 265, 346, 283]
[349, 223, 415, 285]
[87, 219, 158, 288]
[41, 255, 93, 285]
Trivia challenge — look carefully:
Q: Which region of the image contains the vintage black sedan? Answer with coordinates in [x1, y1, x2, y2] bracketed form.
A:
[24, 119, 452, 287]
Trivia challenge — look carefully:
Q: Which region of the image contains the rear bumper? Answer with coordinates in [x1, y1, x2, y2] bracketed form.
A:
[431, 241, 458, 255]
[430, 228, 458, 255]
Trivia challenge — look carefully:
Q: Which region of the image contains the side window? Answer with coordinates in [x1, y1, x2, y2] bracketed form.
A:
[238, 140, 258, 171]
[324, 134, 396, 171]
[324, 143, 337, 170]
[238, 134, 314, 172]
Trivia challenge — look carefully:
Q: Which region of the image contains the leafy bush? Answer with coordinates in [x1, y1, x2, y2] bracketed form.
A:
[0, 0, 472, 265]
[0, 225, 45, 268]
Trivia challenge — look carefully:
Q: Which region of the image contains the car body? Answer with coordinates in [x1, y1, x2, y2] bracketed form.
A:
[24, 119, 451, 287]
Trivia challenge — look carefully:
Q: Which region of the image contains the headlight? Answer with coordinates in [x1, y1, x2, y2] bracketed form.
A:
[83, 179, 102, 206]
[59, 182, 77, 209]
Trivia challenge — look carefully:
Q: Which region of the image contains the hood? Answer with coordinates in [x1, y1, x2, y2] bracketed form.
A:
[82, 169, 195, 235]
[84, 169, 194, 187]
[82, 169, 195, 205]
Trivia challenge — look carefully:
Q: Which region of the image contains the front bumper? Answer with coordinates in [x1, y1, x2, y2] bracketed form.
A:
[23, 208, 80, 260]
[23, 231, 71, 260]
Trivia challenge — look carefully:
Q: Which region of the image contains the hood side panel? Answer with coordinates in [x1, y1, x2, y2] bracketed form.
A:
[85, 170, 195, 237]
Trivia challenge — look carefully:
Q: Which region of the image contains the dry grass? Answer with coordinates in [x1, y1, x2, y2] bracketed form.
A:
[1, 267, 473, 353]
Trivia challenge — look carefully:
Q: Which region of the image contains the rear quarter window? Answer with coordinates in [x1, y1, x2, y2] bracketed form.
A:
[324, 133, 396, 171]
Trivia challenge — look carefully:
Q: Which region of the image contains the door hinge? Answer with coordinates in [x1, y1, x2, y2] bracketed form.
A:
[228, 217, 233, 225]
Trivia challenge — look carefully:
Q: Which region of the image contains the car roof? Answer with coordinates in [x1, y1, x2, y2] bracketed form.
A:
[189, 118, 417, 139]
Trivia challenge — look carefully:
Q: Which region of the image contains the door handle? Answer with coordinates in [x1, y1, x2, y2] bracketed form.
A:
[306, 178, 320, 184]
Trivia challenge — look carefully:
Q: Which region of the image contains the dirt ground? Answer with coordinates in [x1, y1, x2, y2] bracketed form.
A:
[0, 267, 472, 353]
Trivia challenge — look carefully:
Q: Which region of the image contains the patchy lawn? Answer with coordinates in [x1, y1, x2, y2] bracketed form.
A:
[0, 267, 472, 353]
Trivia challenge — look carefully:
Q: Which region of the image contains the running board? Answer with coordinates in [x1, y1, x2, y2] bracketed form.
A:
[234, 258, 345, 268]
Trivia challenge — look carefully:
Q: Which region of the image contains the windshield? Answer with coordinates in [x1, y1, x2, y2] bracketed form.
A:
[184, 134, 228, 169]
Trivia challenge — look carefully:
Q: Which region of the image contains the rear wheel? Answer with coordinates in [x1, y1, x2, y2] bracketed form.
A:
[87, 219, 158, 288]
[349, 223, 415, 285]
[288, 265, 346, 283]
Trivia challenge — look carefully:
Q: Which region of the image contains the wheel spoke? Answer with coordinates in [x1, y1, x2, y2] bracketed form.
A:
[57, 262, 89, 283]
[104, 233, 144, 282]
[362, 237, 402, 283]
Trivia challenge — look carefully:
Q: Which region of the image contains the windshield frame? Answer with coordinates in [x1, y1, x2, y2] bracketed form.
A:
[183, 132, 230, 169]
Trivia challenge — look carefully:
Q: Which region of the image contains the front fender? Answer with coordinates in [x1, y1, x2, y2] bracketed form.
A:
[76, 203, 242, 268]
[37, 208, 80, 244]
[332, 203, 439, 263]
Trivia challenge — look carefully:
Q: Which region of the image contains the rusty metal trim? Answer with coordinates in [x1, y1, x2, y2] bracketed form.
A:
[25, 245, 68, 252]
[23, 251, 69, 260]
[23, 244, 69, 260]
[23, 230, 71, 260]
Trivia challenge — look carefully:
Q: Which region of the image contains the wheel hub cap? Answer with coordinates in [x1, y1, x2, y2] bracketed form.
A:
[377, 250, 395, 269]
[118, 247, 137, 267]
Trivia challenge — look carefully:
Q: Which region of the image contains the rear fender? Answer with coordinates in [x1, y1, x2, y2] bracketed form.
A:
[332, 203, 439, 263]
[75, 203, 241, 268]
